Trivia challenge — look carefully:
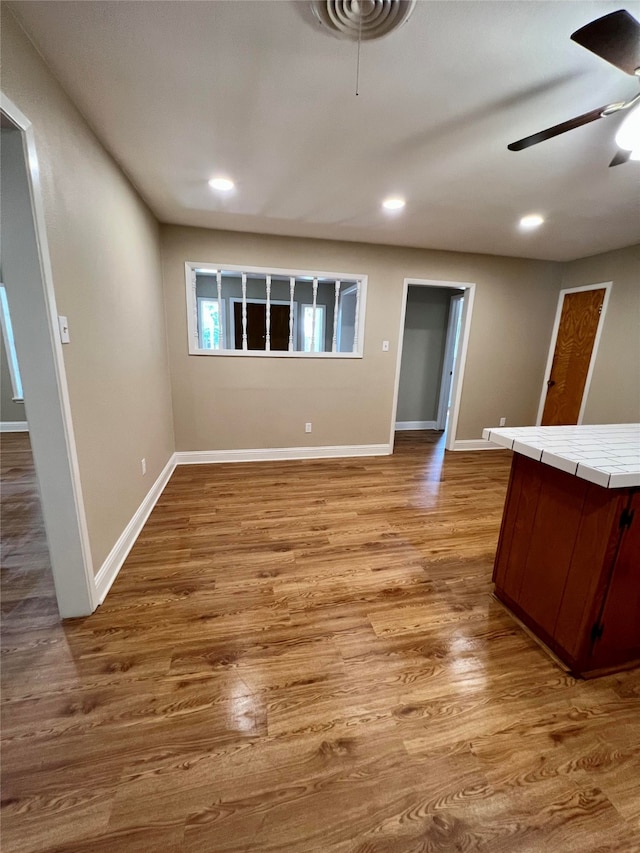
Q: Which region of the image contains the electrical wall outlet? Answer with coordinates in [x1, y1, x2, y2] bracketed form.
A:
[141, 458, 147, 475]
[499, 417, 506, 427]
[305, 423, 312, 433]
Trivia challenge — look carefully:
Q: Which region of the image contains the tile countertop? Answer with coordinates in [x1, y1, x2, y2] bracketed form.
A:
[482, 423, 640, 489]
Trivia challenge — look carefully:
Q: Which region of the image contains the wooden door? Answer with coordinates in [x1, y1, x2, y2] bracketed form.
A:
[233, 303, 290, 350]
[269, 305, 290, 351]
[541, 288, 605, 426]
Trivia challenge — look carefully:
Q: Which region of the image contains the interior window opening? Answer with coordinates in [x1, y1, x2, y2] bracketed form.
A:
[186, 264, 366, 358]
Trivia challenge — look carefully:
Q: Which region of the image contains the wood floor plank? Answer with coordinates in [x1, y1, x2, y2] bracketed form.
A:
[2, 431, 639, 852]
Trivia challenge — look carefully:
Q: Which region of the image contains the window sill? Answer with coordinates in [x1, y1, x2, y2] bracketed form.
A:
[188, 349, 363, 359]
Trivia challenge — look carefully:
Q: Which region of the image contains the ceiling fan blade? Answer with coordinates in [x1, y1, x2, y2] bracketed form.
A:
[571, 10, 640, 75]
[508, 106, 607, 151]
[609, 148, 632, 166]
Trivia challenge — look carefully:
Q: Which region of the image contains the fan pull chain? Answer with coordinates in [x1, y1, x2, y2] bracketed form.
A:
[355, 11, 362, 95]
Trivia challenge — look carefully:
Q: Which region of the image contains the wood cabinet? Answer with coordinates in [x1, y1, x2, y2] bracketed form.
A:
[493, 452, 640, 677]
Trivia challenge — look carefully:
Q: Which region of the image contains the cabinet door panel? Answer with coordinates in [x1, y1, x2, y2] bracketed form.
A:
[517, 465, 586, 637]
[493, 455, 542, 598]
[553, 485, 623, 662]
[589, 492, 640, 670]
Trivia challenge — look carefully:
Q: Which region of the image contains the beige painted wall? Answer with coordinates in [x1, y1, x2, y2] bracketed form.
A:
[0, 325, 27, 423]
[1, 11, 175, 571]
[561, 244, 640, 425]
[161, 225, 563, 449]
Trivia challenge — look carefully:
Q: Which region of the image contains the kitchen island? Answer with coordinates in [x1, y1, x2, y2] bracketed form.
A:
[483, 424, 640, 677]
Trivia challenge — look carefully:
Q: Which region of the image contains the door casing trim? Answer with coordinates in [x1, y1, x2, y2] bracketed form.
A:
[1, 91, 97, 616]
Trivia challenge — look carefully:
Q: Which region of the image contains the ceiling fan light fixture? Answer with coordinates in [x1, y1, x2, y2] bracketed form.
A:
[614, 103, 640, 153]
[519, 214, 545, 230]
[509, 10, 640, 166]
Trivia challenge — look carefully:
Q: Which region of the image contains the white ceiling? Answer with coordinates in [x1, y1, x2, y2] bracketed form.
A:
[10, 0, 640, 261]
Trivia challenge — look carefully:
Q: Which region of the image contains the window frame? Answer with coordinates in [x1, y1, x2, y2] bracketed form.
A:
[336, 283, 358, 353]
[185, 261, 367, 358]
[196, 295, 226, 351]
[300, 302, 326, 353]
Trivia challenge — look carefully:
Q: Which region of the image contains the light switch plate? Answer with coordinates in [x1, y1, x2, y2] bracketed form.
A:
[58, 316, 70, 344]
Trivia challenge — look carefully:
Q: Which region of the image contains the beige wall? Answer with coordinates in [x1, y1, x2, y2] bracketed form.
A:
[0, 325, 27, 423]
[561, 244, 640, 425]
[161, 225, 563, 449]
[1, 11, 175, 571]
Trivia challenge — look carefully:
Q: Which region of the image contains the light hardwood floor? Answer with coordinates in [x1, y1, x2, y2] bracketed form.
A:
[1, 431, 639, 852]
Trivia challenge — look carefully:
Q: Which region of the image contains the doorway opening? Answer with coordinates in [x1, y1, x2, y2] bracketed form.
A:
[229, 299, 294, 350]
[0, 289, 55, 624]
[1, 96, 95, 618]
[390, 278, 475, 452]
[536, 282, 612, 426]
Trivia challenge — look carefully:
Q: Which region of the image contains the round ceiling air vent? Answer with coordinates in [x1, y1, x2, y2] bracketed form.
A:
[310, 0, 416, 41]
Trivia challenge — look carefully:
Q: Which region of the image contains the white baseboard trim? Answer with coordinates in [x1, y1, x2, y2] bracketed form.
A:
[175, 444, 392, 465]
[395, 421, 439, 431]
[1, 421, 28, 432]
[94, 453, 176, 604]
[451, 439, 503, 451]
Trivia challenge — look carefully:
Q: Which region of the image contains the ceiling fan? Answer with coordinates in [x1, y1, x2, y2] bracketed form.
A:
[508, 9, 640, 166]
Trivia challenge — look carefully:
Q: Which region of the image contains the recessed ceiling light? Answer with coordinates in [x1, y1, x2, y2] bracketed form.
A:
[382, 197, 406, 211]
[519, 213, 544, 230]
[208, 177, 235, 192]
